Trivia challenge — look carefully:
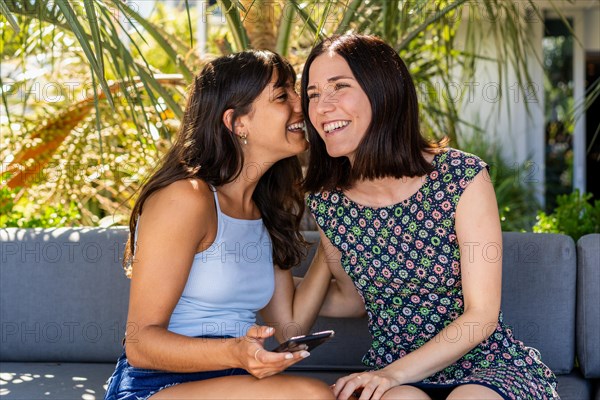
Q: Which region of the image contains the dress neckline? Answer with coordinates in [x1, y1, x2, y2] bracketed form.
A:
[337, 150, 444, 210]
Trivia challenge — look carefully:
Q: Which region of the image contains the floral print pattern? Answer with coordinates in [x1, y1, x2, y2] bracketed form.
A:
[307, 149, 559, 400]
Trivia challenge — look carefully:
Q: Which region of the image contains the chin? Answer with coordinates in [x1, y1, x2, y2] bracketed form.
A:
[291, 136, 309, 153]
[281, 143, 309, 159]
[324, 145, 350, 159]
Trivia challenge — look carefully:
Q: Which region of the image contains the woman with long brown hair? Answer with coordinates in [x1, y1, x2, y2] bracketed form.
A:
[104, 50, 334, 400]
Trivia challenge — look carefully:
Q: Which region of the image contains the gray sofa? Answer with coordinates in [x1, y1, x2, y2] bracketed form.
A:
[0, 228, 598, 399]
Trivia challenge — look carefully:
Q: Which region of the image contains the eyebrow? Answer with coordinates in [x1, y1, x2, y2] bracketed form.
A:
[273, 82, 291, 89]
[306, 75, 355, 91]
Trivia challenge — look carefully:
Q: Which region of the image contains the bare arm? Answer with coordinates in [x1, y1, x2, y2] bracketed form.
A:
[318, 229, 366, 319]
[335, 169, 503, 399]
[260, 227, 342, 342]
[290, 229, 366, 319]
[125, 180, 299, 376]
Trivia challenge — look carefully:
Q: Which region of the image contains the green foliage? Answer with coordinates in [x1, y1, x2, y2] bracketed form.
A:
[458, 130, 539, 232]
[533, 191, 600, 241]
[0, 0, 590, 229]
[0, 186, 81, 228]
[137, 3, 199, 74]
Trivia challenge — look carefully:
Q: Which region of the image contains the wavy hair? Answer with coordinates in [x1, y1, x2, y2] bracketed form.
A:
[124, 51, 306, 277]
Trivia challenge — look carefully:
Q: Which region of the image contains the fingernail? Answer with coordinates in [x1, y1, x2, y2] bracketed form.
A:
[265, 327, 274, 333]
[285, 353, 293, 359]
[300, 351, 310, 358]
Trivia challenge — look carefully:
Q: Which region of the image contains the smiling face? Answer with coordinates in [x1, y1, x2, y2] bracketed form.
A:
[306, 52, 372, 161]
[237, 73, 307, 161]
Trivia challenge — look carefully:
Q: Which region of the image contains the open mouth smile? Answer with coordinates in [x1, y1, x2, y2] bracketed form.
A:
[287, 121, 306, 133]
[323, 120, 350, 134]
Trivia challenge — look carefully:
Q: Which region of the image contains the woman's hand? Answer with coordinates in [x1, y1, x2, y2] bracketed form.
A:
[237, 325, 310, 379]
[333, 369, 402, 400]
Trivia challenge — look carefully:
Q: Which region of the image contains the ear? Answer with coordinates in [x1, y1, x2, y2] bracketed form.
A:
[222, 109, 247, 135]
[222, 108, 236, 133]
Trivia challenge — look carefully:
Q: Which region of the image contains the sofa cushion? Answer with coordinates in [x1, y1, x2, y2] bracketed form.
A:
[500, 232, 576, 374]
[0, 228, 130, 363]
[576, 234, 600, 378]
[0, 361, 116, 399]
[553, 370, 593, 400]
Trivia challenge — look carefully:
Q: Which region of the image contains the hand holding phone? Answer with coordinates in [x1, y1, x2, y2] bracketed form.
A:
[271, 330, 335, 353]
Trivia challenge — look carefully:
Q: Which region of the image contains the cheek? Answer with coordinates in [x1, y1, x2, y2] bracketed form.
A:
[342, 93, 362, 112]
[347, 95, 371, 124]
[308, 104, 319, 126]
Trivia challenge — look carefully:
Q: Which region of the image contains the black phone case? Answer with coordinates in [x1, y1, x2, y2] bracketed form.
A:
[272, 331, 335, 353]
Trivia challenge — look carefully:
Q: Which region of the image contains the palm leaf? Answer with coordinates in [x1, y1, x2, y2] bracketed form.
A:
[110, 0, 195, 80]
[184, 0, 194, 49]
[0, 0, 20, 33]
[382, 0, 399, 43]
[4, 75, 185, 189]
[54, 1, 114, 107]
[218, 0, 251, 50]
[288, 0, 326, 44]
[397, 0, 468, 51]
[335, 0, 361, 34]
[276, 0, 294, 56]
[313, 1, 333, 42]
[83, 1, 103, 75]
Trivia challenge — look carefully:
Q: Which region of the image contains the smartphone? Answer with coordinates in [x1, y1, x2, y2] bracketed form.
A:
[271, 330, 335, 353]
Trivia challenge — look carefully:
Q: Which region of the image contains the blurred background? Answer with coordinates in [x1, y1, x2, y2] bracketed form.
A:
[1, 0, 598, 238]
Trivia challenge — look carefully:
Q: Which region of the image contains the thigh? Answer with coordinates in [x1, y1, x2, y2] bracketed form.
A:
[446, 384, 504, 400]
[380, 385, 432, 400]
[149, 374, 335, 400]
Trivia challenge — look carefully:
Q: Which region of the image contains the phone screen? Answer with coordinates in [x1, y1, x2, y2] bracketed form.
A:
[271, 330, 335, 353]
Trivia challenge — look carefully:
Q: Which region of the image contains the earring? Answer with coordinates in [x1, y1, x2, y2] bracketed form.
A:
[238, 132, 248, 145]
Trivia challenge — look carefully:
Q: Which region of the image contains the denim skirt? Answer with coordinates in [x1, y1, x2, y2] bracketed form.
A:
[104, 348, 248, 400]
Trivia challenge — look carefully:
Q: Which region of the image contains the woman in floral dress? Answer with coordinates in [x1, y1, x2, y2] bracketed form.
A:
[301, 34, 559, 400]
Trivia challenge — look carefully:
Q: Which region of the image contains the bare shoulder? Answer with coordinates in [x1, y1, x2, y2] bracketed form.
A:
[142, 178, 214, 218]
[138, 178, 217, 245]
[456, 168, 499, 230]
[460, 167, 494, 199]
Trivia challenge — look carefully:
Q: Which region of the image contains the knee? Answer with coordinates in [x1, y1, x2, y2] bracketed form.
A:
[287, 377, 335, 400]
[381, 385, 431, 400]
[446, 384, 503, 400]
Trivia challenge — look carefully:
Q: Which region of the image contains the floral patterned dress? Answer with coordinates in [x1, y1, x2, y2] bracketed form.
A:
[307, 149, 559, 400]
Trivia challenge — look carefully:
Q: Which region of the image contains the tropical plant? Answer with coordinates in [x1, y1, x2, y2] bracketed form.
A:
[0, 0, 594, 227]
[0, 185, 81, 227]
[533, 191, 600, 241]
[1, 1, 191, 225]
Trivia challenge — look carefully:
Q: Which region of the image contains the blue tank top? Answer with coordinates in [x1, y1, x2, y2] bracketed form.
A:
[165, 188, 275, 338]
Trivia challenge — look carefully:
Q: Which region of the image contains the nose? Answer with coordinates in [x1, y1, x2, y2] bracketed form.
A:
[289, 90, 302, 115]
[315, 92, 335, 115]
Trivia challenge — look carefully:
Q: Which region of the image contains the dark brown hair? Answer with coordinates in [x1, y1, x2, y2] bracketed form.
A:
[301, 34, 444, 192]
[124, 50, 306, 277]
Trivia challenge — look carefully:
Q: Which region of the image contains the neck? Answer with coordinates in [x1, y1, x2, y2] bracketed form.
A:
[352, 175, 422, 195]
[345, 174, 429, 208]
[347, 150, 437, 198]
[217, 161, 267, 216]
